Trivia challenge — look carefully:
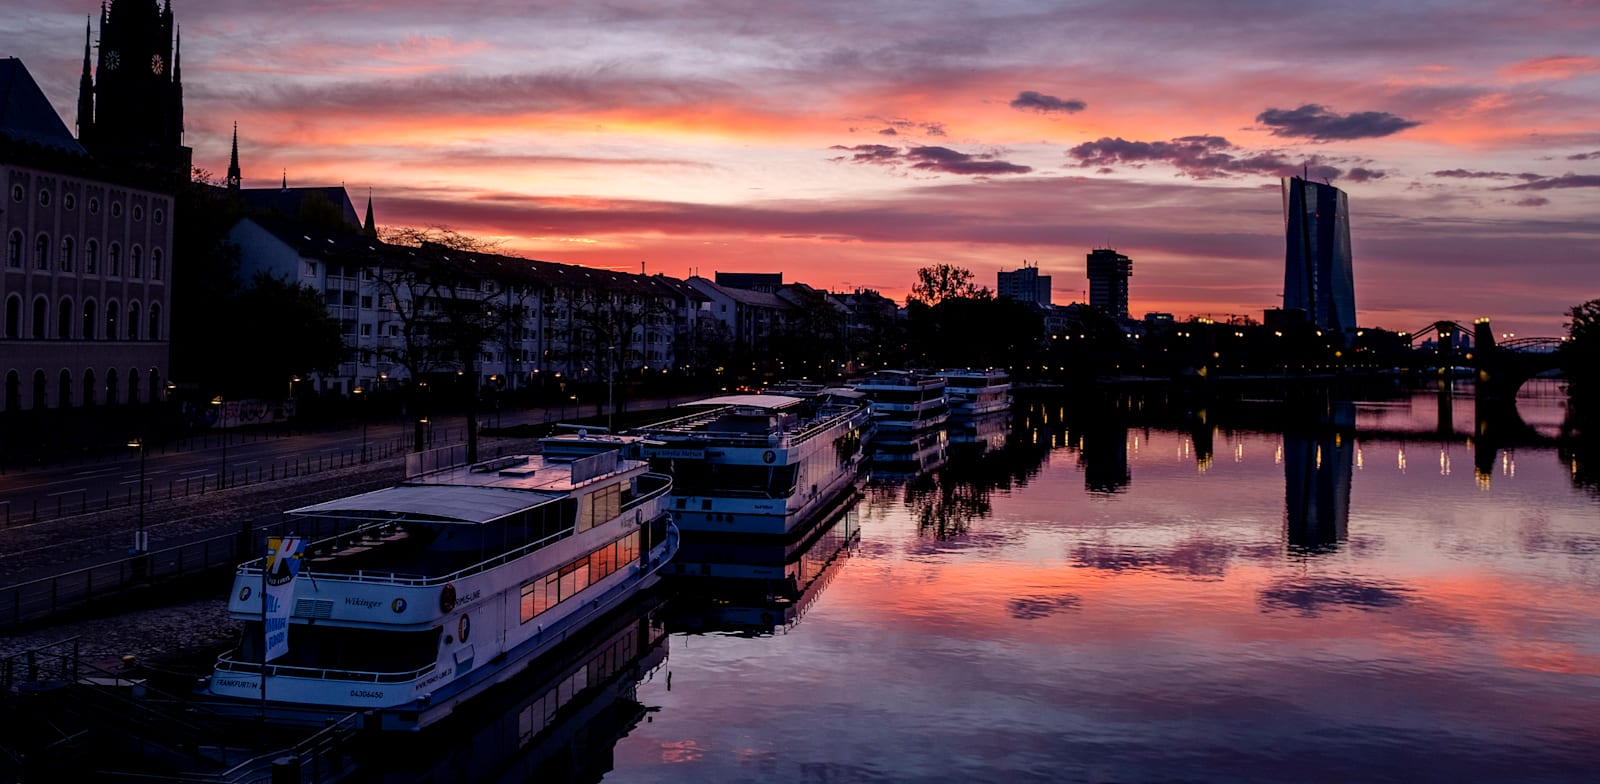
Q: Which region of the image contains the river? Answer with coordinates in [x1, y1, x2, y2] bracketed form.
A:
[584, 380, 1599, 783]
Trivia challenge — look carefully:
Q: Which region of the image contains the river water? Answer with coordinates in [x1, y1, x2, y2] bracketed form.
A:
[381, 380, 1599, 783]
[588, 380, 1598, 784]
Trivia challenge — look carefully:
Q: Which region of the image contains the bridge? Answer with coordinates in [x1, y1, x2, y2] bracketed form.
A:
[1400, 318, 1566, 406]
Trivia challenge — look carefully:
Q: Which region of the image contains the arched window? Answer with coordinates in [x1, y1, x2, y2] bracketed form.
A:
[128, 368, 140, 404]
[127, 302, 141, 340]
[131, 246, 143, 278]
[148, 303, 162, 340]
[84, 239, 98, 274]
[57, 297, 72, 339]
[82, 368, 96, 406]
[106, 301, 120, 341]
[147, 369, 160, 403]
[4, 370, 19, 412]
[4, 295, 19, 338]
[82, 299, 97, 340]
[32, 369, 46, 409]
[58, 369, 72, 408]
[60, 236, 75, 271]
[31, 296, 47, 338]
[105, 367, 119, 405]
[151, 248, 164, 280]
[6, 230, 21, 268]
[108, 243, 121, 276]
[34, 234, 50, 270]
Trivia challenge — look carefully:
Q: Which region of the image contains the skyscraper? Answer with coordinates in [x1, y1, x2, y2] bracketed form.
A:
[1282, 176, 1356, 335]
[1085, 248, 1132, 320]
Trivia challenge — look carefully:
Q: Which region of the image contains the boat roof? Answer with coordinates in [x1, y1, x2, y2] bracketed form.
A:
[685, 393, 804, 409]
[290, 453, 640, 524]
[290, 484, 562, 525]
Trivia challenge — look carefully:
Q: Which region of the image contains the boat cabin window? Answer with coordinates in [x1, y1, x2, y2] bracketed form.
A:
[649, 460, 797, 498]
[580, 484, 621, 531]
[236, 622, 441, 677]
[519, 532, 640, 623]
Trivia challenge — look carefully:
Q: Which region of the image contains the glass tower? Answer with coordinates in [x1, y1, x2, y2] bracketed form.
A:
[1282, 177, 1356, 335]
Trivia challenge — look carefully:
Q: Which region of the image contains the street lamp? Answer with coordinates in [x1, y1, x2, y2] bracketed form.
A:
[127, 437, 148, 553]
[353, 385, 368, 463]
[212, 396, 227, 489]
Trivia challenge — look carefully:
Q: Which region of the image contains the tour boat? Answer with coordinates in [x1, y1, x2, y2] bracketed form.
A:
[937, 368, 1011, 417]
[853, 369, 950, 432]
[206, 447, 677, 731]
[631, 391, 872, 536]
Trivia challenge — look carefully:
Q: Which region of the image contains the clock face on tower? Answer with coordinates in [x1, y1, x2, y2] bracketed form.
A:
[151, 54, 164, 74]
[104, 50, 120, 70]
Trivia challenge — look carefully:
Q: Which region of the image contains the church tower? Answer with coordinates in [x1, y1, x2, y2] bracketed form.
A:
[77, 0, 190, 176]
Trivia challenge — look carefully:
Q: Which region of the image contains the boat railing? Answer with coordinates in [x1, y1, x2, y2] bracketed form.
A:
[242, 474, 674, 588]
[213, 653, 435, 684]
[643, 406, 868, 450]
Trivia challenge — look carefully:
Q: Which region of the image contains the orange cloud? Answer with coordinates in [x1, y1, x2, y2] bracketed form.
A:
[1500, 55, 1600, 81]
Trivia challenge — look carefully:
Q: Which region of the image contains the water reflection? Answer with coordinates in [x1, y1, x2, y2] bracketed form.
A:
[599, 381, 1600, 783]
[1283, 430, 1354, 556]
[352, 594, 667, 783]
[665, 497, 861, 635]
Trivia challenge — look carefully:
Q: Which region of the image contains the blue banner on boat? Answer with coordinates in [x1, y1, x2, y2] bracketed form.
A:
[263, 535, 306, 662]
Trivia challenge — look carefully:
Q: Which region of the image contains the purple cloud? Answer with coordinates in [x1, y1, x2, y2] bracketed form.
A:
[1256, 104, 1421, 141]
[1067, 135, 1341, 181]
[1431, 169, 1545, 181]
[1501, 174, 1600, 191]
[830, 144, 1032, 176]
[1513, 197, 1550, 207]
[1009, 90, 1086, 114]
[1345, 167, 1385, 183]
[1566, 150, 1600, 161]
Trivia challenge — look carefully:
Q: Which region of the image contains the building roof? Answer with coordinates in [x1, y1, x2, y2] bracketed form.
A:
[235, 214, 710, 303]
[690, 277, 790, 309]
[0, 58, 87, 155]
[239, 186, 363, 229]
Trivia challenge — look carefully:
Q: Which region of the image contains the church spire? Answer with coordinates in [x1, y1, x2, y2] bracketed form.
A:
[76, 16, 94, 140]
[173, 25, 182, 84]
[226, 122, 241, 192]
[282, 169, 287, 190]
[363, 189, 377, 238]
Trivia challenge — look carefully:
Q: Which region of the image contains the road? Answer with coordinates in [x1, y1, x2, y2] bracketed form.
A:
[0, 394, 705, 560]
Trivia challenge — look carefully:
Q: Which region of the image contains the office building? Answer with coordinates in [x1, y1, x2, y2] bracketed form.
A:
[1086, 249, 1132, 320]
[997, 263, 1051, 306]
[1282, 176, 1356, 335]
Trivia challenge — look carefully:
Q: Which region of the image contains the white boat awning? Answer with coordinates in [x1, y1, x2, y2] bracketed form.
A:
[687, 393, 802, 409]
[289, 484, 560, 524]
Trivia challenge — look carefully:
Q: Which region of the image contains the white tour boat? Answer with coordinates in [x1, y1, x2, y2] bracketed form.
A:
[937, 368, 1011, 416]
[853, 370, 950, 432]
[632, 391, 872, 536]
[206, 447, 677, 731]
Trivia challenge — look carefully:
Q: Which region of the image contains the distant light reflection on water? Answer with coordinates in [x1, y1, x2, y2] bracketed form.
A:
[599, 381, 1600, 783]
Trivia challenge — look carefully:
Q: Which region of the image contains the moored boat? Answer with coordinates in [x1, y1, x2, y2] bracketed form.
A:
[853, 370, 949, 432]
[632, 392, 872, 536]
[937, 368, 1011, 417]
[205, 446, 677, 731]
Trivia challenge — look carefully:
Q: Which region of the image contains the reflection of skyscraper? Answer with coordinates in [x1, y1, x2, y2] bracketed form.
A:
[1282, 177, 1356, 335]
[1086, 249, 1133, 320]
[1283, 432, 1353, 554]
[1082, 421, 1130, 494]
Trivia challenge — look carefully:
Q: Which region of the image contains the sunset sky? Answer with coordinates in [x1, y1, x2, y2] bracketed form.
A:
[7, 0, 1598, 336]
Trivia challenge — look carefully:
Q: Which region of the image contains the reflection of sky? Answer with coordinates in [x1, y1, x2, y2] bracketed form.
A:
[607, 390, 1600, 782]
